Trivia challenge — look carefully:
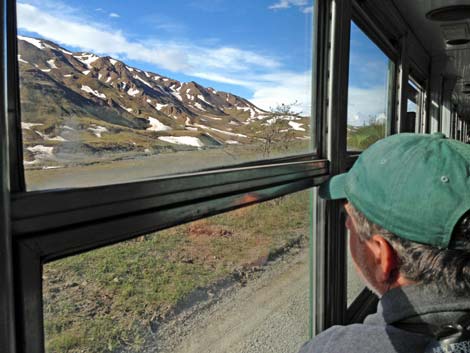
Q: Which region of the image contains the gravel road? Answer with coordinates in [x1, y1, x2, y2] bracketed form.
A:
[154, 245, 310, 353]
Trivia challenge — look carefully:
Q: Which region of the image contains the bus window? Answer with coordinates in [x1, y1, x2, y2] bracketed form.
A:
[347, 21, 393, 151]
[405, 78, 425, 133]
[346, 229, 364, 306]
[17, 1, 314, 191]
[42, 190, 311, 353]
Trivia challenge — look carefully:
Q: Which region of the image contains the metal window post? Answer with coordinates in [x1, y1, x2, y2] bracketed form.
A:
[396, 34, 409, 133]
[0, 0, 17, 350]
[313, 0, 351, 335]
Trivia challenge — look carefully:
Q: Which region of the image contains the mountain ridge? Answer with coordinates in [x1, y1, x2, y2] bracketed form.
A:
[17, 35, 310, 166]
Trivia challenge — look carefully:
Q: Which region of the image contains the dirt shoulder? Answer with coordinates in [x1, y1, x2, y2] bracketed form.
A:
[153, 245, 310, 353]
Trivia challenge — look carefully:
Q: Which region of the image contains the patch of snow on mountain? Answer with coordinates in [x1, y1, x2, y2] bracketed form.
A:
[237, 106, 257, 119]
[127, 88, 140, 96]
[74, 54, 99, 68]
[98, 73, 102, 80]
[146, 99, 152, 103]
[18, 55, 29, 63]
[226, 140, 239, 144]
[82, 70, 90, 75]
[18, 36, 45, 49]
[81, 85, 106, 99]
[144, 71, 150, 78]
[194, 103, 206, 111]
[197, 94, 212, 106]
[153, 75, 161, 80]
[147, 117, 171, 131]
[88, 125, 109, 138]
[171, 91, 182, 101]
[185, 126, 198, 131]
[35, 131, 66, 141]
[59, 48, 72, 55]
[64, 74, 72, 77]
[156, 103, 167, 111]
[27, 145, 54, 156]
[62, 125, 74, 131]
[126, 66, 134, 72]
[21, 122, 43, 130]
[106, 76, 112, 83]
[47, 59, 57, 69]
[23, 159, 39, 166]
[158, 136, 204, 147]
[109, 58, 117, 65]
[229, 120, 240, 126]
[288, 121, 305, 131]
[134, 75, 153, 88]
[194, 124, 247, 138]
[40, 69, 51, 72]
[163, 78, 169, 82]
[119, 105, 133, 112]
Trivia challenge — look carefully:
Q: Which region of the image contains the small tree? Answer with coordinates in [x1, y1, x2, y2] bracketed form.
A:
[257, 102, 300, 158]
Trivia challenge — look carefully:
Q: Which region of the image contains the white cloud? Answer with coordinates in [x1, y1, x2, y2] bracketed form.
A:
[269, 0, 312, 13]
[250, 71, 311, 114]
[18, 2, 280, 74]
[17, 1, 313, 115]
[347, 86, 388, 126]
[109, 12, 120, 18]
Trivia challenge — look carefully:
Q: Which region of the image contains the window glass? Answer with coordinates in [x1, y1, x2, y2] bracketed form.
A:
[346, 229, 365, 306]
[406, 78, 424, 133]
[347, 22, 393, 151]
[17, 1, 314, 191]
[43, 190, 311, 353]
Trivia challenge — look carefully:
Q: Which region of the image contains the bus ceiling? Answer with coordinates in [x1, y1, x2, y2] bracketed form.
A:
[391, 0, 470, 120]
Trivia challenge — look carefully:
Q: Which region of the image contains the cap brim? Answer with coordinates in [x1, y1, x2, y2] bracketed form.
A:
[318, 173, 348, 200]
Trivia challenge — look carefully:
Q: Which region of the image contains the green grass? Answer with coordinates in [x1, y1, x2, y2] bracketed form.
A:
[43, 190, 311, 353]
[347, 122, 386, 151]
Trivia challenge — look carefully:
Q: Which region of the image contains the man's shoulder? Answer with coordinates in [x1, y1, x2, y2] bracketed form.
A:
[297, 322, 429, 353]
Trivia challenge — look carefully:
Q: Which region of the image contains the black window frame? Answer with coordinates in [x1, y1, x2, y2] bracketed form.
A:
[2, 1, 330, 352]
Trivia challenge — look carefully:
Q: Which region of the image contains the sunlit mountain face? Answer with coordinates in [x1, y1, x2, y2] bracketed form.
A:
[18, 36, 311, 166]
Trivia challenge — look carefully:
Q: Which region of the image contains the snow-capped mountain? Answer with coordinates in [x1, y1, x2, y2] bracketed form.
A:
[17, 35, 310, 165]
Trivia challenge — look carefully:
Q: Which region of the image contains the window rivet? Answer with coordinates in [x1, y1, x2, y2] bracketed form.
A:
[441, 176, 449, 183]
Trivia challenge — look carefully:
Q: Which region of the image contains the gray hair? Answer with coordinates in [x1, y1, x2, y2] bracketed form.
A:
[347, 204, 470, 294]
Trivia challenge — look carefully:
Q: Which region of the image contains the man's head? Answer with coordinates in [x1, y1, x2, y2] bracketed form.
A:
[319, 133, 470, 295]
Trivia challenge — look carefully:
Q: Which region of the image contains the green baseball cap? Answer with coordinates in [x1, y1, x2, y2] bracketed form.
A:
[319, 133, 470, 248]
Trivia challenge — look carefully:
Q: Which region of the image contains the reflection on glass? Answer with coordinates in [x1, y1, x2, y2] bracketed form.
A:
[17, 1, 314, 190]
[347, 22, 393, 151]
[405, 79, 422, 133]
[43, 191, 311, 353]
[346, 229, 365, 306]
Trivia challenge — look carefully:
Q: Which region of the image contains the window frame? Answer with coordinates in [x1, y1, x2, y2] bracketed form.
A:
[3, 1, 330, 352]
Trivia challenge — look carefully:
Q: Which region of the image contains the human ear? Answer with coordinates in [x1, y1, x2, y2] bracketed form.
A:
[369, 235, 398, 284]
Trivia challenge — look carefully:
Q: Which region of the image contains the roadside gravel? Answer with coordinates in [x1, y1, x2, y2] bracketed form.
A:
[153, 245, 310, 353]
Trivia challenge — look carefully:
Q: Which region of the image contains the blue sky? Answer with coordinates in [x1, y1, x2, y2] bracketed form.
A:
[17, 0, 390, 123]
[348, 22, 391, 125]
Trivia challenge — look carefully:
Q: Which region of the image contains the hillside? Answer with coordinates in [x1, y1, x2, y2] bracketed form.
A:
[18, 36, 311, 168]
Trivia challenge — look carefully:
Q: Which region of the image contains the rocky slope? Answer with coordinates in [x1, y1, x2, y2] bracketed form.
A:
[17, 36, 310, 166]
